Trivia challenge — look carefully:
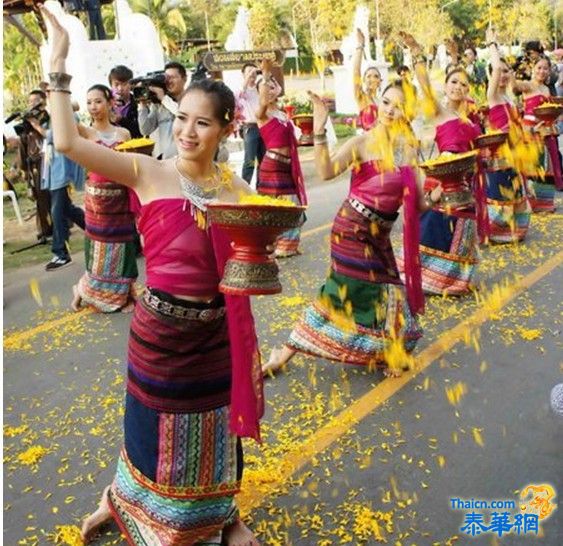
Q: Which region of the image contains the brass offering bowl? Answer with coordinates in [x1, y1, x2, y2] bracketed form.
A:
[207, 203, 307, 295]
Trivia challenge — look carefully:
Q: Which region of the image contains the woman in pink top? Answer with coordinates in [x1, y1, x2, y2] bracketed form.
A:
[514, 55, 561, 211]
[256, 59, 307, 257]
[263, 81, 431, 376]
[42, 8, 262, 546]
[484, 29, 531, 243]
[353, 29, 381, 131]
[398, 32, 483, 297]
[71, 84, 138, 313]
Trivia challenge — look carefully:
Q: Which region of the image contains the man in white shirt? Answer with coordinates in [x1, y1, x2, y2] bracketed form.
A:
[237, 63, 265, 183]
[138, 62, 187, 159]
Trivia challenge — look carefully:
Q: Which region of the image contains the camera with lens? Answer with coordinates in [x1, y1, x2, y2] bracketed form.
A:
[130, 71, 167, 103]
[7, 106, 50, 137]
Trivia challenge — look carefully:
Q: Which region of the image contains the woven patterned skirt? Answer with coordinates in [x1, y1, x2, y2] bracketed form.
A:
[108, 291, 242, 546]
[401, 209, 479, 296]
[526, 148, 557, 213]
[288, 200, 421, 367]
[288, 273, 422, 366]
[528, 178, 556, 213]
[485, 169, 531, 243]
[78, 179, 138, 312]
[258, 155, 303, 256]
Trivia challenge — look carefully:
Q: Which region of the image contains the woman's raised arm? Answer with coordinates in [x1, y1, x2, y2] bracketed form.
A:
[308, 91, 364, 180]
[41, 6, 153, 189]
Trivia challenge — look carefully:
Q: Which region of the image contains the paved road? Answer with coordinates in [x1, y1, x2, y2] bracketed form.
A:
[3, 178, 562, 545]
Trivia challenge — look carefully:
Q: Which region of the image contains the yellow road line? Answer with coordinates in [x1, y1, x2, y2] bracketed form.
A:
[301, 222, 332, 238]
[3, 308, 93, 347]
[238, 249, 563, 514]
[4, 223, 333, 345]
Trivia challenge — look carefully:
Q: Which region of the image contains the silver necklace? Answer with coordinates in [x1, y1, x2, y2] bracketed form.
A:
[174, 158, 219, 213]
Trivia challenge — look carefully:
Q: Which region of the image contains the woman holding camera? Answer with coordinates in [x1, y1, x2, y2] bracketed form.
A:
[42, 7, 261, 545]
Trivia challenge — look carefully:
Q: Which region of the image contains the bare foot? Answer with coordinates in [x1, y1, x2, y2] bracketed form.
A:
[121, 301, 135, 313]
[383, 367, 403, 378]
[71, 285, 82, 312]
[262, 346, 296, 376]
[222, 519, 260, 546]
[81, 486, 113, 543]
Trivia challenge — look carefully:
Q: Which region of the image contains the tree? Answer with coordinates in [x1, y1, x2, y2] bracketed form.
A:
[129, 0, 187, 54]
[505, 0, 552, 43]
[377, 0, 454, 53]
[3, 14, 43, 111]
[248, 0, 283, 49]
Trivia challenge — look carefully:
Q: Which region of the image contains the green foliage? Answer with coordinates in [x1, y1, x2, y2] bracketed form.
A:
[332, 123, 356, 138]
[129, 0, 187, 54]
[3, 14, 43, 111]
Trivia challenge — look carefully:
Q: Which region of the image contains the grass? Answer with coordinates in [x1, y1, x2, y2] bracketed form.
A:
[3, 240, 56, 270]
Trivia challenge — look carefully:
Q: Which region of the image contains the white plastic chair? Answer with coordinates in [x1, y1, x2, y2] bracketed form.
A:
[3, 190, 24, 225]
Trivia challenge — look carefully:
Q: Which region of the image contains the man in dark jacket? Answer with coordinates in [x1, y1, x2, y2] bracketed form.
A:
[108, 65, 142, 138]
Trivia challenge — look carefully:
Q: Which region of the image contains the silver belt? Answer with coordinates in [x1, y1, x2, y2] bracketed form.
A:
[143, 290, 225, 322]
[348, 198, 392, 224]
[265, 150, 291, 164]
[86, 186, 124, 197]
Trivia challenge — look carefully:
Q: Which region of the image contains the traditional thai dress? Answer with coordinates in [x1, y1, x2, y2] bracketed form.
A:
[108, 195, 263, 546]
[77, 130, 138, 312]
[258, 116, 307, 256]
[408, 118, 481, 296]
[359, 103, 378, 131]
[522, 94, 562, 212]
[287, 162, 423, 368]
[484, 102, 531, 242]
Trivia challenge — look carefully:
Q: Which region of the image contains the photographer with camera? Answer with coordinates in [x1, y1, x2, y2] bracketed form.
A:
[8, 89, 52, 241]
[136, 62, 187, 159]
[109, 65, 142, 138]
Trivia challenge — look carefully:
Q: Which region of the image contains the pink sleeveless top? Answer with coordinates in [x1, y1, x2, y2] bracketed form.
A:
[359, 103, 378, 131]
[523, 94, 547, 125]
[348, 161, 424, 314]
[435, 118, 481, 153]
[349, 161, 404, 213]
[135, 196, 265, 440]
[137, 199, 221, 296]
[488, 103, 517, 132]
[259, 117, 307, 205]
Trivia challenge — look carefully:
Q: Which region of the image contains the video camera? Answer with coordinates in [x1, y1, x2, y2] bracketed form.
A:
[129, 71, 167, 103]
[5, 106, 50, 137]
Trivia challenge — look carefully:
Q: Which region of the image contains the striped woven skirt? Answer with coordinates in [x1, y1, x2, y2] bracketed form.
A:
[108, 290, 242, 546]
[485, 169, 531, 243]
[526, 148, 556, 213]
[288, 199, 422, 368]
[258, 153, 302, 256]
[399, 208, 478, 296]
[78, 179, 138, 312]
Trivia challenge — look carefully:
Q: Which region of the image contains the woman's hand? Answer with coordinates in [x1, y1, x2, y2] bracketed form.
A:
[307, 91, 329, 134]
[356, 28, 365, 48]
[430, 184, 443, 204]
[260, 58, 273, 76]
[485, 26, 496, 45]
[444, 38, 458, 58]
[399, 31, 421, 54]
[40, 6, 70, 69]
